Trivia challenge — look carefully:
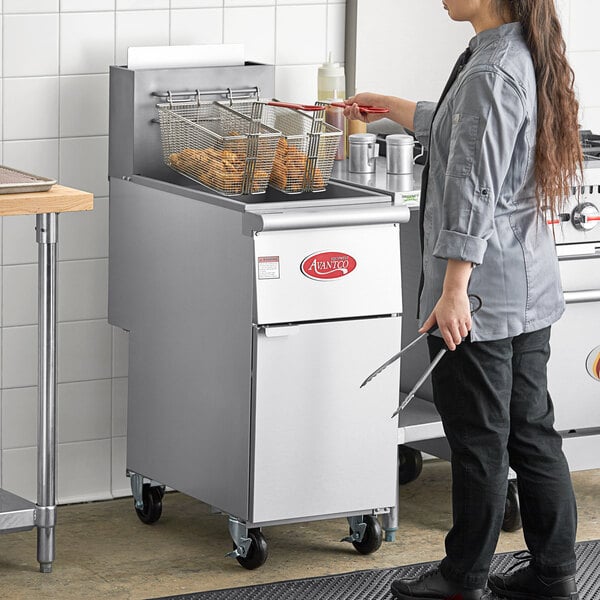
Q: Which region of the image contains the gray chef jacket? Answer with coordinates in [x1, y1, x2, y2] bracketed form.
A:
[413, 22, 564, 342]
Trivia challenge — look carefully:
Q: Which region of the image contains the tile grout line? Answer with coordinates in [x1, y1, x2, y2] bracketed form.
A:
[1, 4, 5, 483]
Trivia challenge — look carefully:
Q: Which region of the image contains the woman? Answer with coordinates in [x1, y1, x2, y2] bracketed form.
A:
[344, 1, 581, 600]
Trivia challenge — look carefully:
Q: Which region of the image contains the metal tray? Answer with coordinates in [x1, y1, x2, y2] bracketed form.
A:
[0, 166, 56, 194]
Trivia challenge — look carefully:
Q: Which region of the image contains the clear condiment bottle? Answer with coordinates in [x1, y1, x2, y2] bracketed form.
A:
[324, 101, 346, 160]
[319, 53, 346, 159]
[318, 52, 345, 101]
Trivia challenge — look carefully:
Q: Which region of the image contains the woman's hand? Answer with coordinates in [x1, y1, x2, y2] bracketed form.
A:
[419, 291, 472, 351]
[342, 93, 417, 131]
[420, 258, 474, 350]
[343, 92, 390, 124]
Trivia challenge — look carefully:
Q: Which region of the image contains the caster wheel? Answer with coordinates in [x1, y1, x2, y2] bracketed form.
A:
[235, 529, 268, 570]
[502, 480, 522, 532]
[398, 445, 423, 485]
[352, 515, 383, 555]
[135, 483, 164, 525]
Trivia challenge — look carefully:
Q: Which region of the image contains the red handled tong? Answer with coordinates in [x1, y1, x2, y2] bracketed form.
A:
[329, 101, 390, 115]
[264, 101, 326, 112]
[261, 101, 390, 115]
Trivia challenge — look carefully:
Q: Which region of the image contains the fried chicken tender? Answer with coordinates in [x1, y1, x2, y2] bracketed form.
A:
[270, 139, 325, 192]
[168, 146, 262, 194]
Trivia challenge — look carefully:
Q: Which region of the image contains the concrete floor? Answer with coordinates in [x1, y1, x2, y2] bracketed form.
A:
[0, 460, 598, 600]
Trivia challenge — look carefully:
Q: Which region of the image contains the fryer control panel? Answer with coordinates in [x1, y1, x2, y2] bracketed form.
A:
[549, 163, 600, 245]
[253, 224, 402, 325]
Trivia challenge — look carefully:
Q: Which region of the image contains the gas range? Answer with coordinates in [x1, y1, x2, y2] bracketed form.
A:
[550, 130, 600, 246]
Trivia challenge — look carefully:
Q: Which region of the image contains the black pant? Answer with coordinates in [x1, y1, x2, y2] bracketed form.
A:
[427, 326, 577, 589]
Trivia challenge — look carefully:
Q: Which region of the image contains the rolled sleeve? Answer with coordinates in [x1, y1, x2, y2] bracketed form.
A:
[413, 101, 436, 148]
[434, 230, 488, 264]
[434, 69, 526, 265]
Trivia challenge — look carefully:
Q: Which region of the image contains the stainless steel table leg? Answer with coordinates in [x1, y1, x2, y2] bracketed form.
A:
[383, 482, 399, 542]
[36, 213, 58, 574]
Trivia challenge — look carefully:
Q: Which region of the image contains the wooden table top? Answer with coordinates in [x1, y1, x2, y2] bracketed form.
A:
[0, 184, 94, 217]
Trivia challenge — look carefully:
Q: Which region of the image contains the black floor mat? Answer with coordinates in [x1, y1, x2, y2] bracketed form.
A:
[151, 539, 600, 600]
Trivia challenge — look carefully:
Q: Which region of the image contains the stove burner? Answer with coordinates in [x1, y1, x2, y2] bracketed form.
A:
[580, 129, 600, 161]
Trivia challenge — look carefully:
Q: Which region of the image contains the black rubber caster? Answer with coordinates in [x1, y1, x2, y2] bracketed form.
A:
[398, 445, 423, 485]
[134, 483, 164, 525]
[502, 479, 522, 532]
[235, 529, 268, 570]
[352, 515, 383, 555]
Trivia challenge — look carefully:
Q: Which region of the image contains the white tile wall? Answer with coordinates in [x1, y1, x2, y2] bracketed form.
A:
[224, 7, 276, 65]
[111, 377, 128, 437]
[115, 10, 170, 65]
[4, 14, 59, 77]
[111, 436, 129, 497]
[0, 1, 597, 506]
[567, 0, 600, 129]
[3, 77, 59, 140]
[276, 5, 326, 65]
[2, 386, 37, 449]
[57, 439, 112, 504]
[59, 12, 115, 75]
[60, 75, 110, 137]
[170, 9, 223, 46]
[4, 0, 59, 12]
[61, 0, 115, 11]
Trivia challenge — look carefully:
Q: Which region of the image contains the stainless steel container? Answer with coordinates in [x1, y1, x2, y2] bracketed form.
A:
[348, 133, 377, 173]
[386, 134, 414, 175]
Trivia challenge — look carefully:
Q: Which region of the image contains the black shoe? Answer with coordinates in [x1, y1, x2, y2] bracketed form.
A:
[390, 567, 490, 600]
[488, 563, 578, 600]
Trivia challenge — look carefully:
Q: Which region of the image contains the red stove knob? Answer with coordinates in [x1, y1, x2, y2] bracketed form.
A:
[546, 213, 570, 225]
[543, 205, 569, 225]
[572, 202, 600, 231]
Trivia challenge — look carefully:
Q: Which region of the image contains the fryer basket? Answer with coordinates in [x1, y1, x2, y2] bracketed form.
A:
[227, 101, 343, 194]
[157, 100, 281, 196]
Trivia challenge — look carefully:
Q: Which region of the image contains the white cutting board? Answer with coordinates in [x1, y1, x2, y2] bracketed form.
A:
[127, 44, 245, 70]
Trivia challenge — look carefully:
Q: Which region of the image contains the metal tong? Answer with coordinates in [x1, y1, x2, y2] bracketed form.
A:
[263, 101, 326, 111]
[328, 101, 390, 115]
[360, 295, 483, 417]
[260, 100, 390, 115]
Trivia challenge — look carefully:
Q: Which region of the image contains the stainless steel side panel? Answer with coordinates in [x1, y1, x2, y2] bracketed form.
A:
[108, 177, 254, 518]
[561, 433, 600, 472]
[253, 224, 402, 324]
[251, 317, 401, 523]
[549, 300, 600, 431]
[557, 243, 600, 291]
[550, 243, 600, 431]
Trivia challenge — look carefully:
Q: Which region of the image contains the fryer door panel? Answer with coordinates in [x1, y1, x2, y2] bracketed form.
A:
[253, 224, 402, 324]
[251, 316, 400, 523]
[548, 300, 600, 431]
[550, 250, 600, 431]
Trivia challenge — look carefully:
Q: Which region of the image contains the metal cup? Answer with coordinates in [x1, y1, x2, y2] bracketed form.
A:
[386, 134, 414, 175]
[348, 133, 377, 173]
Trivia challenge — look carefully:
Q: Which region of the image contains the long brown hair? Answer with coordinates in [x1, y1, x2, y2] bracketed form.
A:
[496, 0, 582, 213]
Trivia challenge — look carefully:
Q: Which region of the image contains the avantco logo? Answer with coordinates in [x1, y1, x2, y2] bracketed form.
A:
[586, 346, 600, 382]
[300, 251, 357, 281]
